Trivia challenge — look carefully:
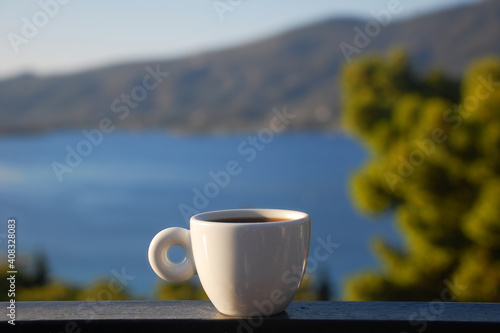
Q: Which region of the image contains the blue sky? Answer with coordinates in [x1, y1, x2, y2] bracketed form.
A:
[0, 0, 479, 79]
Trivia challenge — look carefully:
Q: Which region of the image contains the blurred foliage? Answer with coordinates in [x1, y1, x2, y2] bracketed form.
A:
[155, 280, 209, 301]
[150, 273, 332, 301]
[0, 253, 131, 301]
[1, 252, 332, 301]
[342, 50, 500, 301]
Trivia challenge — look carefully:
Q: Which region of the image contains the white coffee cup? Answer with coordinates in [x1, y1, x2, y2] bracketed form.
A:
[148, 208, 311, 316]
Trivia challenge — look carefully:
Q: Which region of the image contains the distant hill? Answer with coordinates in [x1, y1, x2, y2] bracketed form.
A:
[1, 0, 499, 135]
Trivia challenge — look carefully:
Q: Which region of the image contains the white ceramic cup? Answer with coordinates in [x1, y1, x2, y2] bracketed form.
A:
[148, 208, 311, 316]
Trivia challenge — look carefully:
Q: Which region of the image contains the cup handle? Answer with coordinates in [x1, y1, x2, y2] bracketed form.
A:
[148, 227, 196, 282]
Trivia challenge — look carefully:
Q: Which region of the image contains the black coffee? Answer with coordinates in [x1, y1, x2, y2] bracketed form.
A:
[207, 217, 291, 223]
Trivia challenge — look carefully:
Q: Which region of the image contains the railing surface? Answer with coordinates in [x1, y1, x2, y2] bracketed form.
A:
[2, 300, 500, 332]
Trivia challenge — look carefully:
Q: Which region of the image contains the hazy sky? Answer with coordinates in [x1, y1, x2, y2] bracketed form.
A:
[0, 0, 479, 80]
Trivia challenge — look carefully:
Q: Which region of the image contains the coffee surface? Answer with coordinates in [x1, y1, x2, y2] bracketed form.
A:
[207, 217, 291, 223]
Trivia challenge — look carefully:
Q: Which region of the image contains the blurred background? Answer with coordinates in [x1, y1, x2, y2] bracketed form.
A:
[1, 0, 499, 302]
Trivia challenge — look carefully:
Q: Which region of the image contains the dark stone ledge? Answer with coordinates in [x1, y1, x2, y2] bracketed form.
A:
[2, 300, 500, 332]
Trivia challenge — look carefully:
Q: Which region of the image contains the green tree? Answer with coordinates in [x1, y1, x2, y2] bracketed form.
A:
[155, 280, 209, 300]
[75, 279, 131, 301]
[0, 252, 55, 301]
[17, 282, 78, 301]
[342, 51, 500, 301]
[0, 252, 134, 301]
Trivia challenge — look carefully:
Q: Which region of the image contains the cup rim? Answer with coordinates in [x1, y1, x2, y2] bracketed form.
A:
[191, 208, 309, 226]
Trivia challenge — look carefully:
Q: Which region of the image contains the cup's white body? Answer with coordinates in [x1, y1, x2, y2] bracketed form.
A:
[190, 209, 310, 316]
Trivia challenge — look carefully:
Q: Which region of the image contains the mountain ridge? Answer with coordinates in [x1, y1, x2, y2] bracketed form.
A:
[1, 0, 499, 135]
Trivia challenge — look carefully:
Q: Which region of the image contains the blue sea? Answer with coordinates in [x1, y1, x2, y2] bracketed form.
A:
[0, 130, 401, 298]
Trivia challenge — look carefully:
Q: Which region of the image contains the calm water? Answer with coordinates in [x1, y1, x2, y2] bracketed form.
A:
[0, 131, 401, 297]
